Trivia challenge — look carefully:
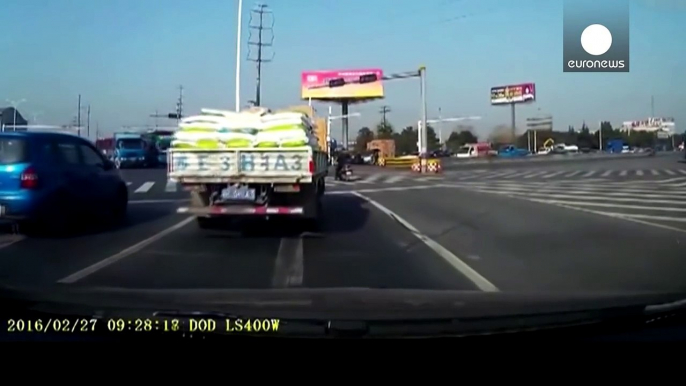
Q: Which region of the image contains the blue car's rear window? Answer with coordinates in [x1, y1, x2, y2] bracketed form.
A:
[0, 138, 28, 164]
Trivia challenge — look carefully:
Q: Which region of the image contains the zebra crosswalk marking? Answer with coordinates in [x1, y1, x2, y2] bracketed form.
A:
[446, 178, 686, 233]
[134, 182, 155, 193]
[165, 180, 178, 192]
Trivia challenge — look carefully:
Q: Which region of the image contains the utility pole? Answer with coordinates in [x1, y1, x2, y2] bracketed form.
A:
[77, 94, 81, 136]
[149, 86, 184, 122]
[86, 104, 91, 138]
[379, 105, 391, 127]
[247, 4, 274, 107]
[176, 85, 183, 123]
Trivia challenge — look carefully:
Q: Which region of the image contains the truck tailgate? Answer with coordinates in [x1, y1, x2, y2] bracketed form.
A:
[168, 148, 316, 184]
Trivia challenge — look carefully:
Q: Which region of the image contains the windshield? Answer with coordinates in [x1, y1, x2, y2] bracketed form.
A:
[157, 137, 171, 151]
[117, 138, 143, 149]
[0, 138, 28, 164]
[2, 0, 686, 339]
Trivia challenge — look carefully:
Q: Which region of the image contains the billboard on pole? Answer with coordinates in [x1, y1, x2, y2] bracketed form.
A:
[301, 69, 384, 100]
[490, 83, 536, 105]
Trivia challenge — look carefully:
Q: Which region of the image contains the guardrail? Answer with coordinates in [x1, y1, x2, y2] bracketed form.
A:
[378, 156, 417, 168]
[377, 156, 443, 173]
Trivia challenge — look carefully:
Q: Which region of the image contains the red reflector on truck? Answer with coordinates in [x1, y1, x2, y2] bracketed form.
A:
[309, 159, 314, 173]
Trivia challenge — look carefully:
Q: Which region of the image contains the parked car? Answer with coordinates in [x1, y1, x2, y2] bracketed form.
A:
[0, 131, 128, 234]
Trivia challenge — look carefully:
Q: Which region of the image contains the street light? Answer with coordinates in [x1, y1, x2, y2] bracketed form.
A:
[5, 98, 27, 129]
[235, 0, 243, 112]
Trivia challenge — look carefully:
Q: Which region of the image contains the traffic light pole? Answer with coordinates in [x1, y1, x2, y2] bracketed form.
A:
[307, 66, 431, 171]
[419, 66, 428, 172]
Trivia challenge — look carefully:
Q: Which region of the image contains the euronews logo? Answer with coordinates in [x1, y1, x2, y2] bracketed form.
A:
[563, 0, 630, 73]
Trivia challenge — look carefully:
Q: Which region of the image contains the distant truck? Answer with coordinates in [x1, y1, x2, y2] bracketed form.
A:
[168, 110, 329, 230]
[113, 132, 147, 169]
[142, 129, 175, 167]
[497, 144, 529, 158]
[606, 139, 625, 154]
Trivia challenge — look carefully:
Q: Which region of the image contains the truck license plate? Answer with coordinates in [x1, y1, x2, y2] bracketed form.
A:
[221, 186, 255, 201]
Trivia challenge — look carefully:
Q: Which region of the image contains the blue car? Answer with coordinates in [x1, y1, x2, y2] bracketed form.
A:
[0, 131, 129, 233]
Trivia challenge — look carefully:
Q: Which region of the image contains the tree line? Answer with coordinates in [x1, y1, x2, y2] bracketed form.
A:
[354, 120, 683, 155]
[354, 121, 479, 155]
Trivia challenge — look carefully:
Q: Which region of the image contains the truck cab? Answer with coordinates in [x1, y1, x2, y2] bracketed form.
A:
[113, 133, 147, 169]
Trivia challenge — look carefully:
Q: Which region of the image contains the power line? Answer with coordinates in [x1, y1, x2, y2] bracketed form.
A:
[247, 4, 274, 107]
[379, 105, 391, 126]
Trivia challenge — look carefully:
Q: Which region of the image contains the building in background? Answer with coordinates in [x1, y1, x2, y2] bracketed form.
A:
[622, 117, 675, 133]
[0, 107, 28, 129]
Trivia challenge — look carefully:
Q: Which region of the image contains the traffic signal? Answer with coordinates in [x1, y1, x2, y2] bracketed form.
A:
[168, 113, 182, 119]
[328, 78, 346, 88]
[359, 74, 378, 83]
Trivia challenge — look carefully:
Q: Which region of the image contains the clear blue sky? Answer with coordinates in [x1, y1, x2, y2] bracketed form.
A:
[1, 0, 683, 140]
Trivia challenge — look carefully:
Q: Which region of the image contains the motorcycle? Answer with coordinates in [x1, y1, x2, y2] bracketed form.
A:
[336, 164, 353, 181]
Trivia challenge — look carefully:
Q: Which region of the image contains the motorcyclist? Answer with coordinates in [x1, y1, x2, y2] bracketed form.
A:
[335, 151, 351, 180]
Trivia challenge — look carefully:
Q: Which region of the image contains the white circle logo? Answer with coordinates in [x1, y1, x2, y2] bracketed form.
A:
[580, 24, 612, 56]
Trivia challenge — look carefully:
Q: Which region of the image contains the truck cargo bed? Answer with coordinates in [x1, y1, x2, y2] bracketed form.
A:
[167, 147, 328, 184]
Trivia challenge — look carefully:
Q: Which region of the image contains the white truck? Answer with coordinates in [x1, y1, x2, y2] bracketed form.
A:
[168, 146, 329, 229]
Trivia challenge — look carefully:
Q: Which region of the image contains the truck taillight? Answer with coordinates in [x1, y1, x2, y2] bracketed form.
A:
[20, 166, 39, 189]
[309, 159, 315, 173]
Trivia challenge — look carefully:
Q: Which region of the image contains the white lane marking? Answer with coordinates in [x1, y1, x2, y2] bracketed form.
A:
[384, 175, 405, 183]
[57, 216, 195, 283]
[271, 237, 304, 288]
[542, 171, 565, 178]
[679, 169, 686, 175]
[620, 170, 628, 176]
[134, 182, 155, 193]
[126, 182, 132, 186]
[665, 169, 677, 175]
[526, 199, 686, 235]
[524, 171, 547, 179]
[165, 180, 178, 192]
[359, 174, 381, 183]
[529, 199, 686, 212]
[351, 191, 499, 292]
[651, 169, 660, 175]
[617, 213, 686, 223]
[470, 188, 684, 207]
[582, 170, 597, 177]
[461, 184, 686, 200]
[444, 185, 686, 235]
[326, 185, 439, 195]
[0, 234, 26, 250]
[636, 170, 644, 176]
[601, 170, 613, 177]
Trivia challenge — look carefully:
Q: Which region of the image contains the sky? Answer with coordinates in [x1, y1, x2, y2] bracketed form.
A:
[1, 0, 684, 141]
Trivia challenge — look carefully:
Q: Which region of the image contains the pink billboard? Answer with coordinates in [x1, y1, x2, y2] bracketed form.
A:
[301, 69, 384, 100]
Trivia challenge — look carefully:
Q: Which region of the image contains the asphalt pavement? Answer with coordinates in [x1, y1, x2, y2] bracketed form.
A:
[0, 154, 685, 295]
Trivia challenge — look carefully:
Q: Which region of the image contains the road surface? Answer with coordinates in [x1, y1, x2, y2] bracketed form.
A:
[0, 154, 684, 295]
